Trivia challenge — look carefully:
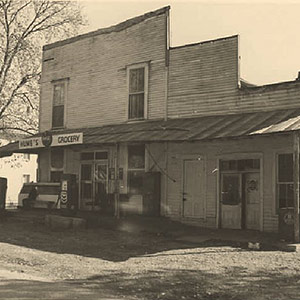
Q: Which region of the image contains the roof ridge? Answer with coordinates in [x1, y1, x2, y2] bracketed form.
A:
[170, 34, 239, 50]
[43, 6, 170, 51]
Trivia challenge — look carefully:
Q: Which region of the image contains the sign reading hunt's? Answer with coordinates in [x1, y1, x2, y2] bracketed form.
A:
[19, 137, 43, 149]
[19, 132, 83, 149]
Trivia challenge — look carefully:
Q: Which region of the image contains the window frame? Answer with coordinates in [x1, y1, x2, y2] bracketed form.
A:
[126, 63, 149, 121]
[49, 148, 64, 183]
[23, 174, 30, 183]
[51, 79, 68, 129]
[127, 144, 146, 195]
[23, 153, 30, 160]
[276, 152, 298, 211]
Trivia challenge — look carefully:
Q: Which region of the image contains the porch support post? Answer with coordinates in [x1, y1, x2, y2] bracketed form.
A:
[114, 143, 120, 219]
[293, 132, 300, 243]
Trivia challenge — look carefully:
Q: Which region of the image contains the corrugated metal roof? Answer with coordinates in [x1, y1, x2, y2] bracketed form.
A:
[1, 108, 300, 156]
[77, 108, 300, 143]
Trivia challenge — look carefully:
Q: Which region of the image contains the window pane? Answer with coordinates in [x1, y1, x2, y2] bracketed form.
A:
[220, 160, 230, 171]
[278, 154, 293, 182]
[23, 174, 30, 183]
[96, 164, 107, 182]
[253, 159, 260, 169]
[95, 151, 108, 160]
[23, 154, 30, 160]
[221, 174, 240, 205]
[279, 183, 294, 208]
[221, 159, 260, 171]
[81, 182, 92, 199]
[229, 160, 238, 170]
[53, 84, 64, 106]
[50, 171, 63, 183]
[51, 148, 64, 169]
[81, 164, 92, 181]
[52, 105, 64, 128]
[80, 152, 94, 160]
[128, 170, 144, 194]
[128, 145, 145, 169]
[129, 94, 144, 119]
[129, 68, 144, 93]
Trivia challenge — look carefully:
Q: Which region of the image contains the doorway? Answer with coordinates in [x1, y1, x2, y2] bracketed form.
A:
[220, 173, 242, 229]
[183, 159, 205, 218]
[80, 161, 108, 211]
[220, 158, 261, 230]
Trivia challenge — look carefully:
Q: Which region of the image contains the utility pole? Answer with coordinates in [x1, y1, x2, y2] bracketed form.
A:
[293, 132, 300, 243]
[114, 143, 120, 219]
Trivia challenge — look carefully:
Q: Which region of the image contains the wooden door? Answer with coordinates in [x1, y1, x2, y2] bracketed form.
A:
[245, 172, 260, 230]
[221, 174, 242, 229]
[183, 159, 204, 218]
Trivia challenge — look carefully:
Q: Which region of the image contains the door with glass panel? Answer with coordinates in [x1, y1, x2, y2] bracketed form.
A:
[245, 172, 260, 230]
[80, 162, 108, 211]
[94, 162, 108, 211]
[221, 174, 242, 229]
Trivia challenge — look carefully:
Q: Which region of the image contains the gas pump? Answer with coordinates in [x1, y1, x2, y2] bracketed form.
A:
[59, 174, 78, 211]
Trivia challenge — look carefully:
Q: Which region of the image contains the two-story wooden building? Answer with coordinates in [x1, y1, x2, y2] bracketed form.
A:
[2, 6, 300, 233]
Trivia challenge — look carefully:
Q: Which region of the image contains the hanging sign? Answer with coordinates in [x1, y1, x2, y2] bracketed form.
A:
[19, 137, 43, 149]
[52, 133, 83, 147]
[19, 132, 83, 149]
[42, 132, 53, 147]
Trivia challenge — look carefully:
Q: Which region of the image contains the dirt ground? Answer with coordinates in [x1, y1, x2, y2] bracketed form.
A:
[1, 211, 300, 300]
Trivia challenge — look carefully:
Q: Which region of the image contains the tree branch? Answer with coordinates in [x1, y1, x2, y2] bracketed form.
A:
[0, 74, 32, 117]
[0, 126, 36, 135]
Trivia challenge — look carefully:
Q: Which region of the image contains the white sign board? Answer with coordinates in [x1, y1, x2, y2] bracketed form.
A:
[19, 137, 43, 149]
[52, 133, 83, 147]
[19, 132, 83, 149]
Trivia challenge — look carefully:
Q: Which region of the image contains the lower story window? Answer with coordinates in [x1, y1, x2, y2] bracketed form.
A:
[128, 170, 144, 195]
[127, 144, 145, 194]
[50, 148, 64, 182]
[50, 171, 63, 183]
[23, 174, 30, 183]
[277, 153, 299, 209]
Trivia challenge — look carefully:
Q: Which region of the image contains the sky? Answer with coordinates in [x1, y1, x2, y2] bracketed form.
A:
[79, 0, 300, 85]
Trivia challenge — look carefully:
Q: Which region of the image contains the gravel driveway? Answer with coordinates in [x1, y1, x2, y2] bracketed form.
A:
[0, 211, 300, 299]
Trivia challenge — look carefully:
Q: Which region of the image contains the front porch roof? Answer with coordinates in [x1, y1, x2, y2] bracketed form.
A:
[1, 108, 300, 157]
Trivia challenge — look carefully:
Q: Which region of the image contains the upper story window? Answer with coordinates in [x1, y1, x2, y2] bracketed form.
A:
[52, 82, 65, 128]
[128, 64, 148, 120]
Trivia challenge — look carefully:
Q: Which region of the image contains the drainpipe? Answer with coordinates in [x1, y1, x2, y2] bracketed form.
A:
[293, 132, 300, 243]
[164, 8, 170, 121]
[114, 143, 120, 219]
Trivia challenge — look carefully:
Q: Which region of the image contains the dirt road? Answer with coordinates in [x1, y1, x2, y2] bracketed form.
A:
[1, 213, 300, 299]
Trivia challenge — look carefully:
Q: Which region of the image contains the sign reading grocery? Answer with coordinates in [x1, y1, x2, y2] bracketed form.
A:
[19, 132, 83, 149]
[52, 133, 83, 146]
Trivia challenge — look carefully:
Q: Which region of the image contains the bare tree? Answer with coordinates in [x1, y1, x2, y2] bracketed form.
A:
[0, 0, 86, 138]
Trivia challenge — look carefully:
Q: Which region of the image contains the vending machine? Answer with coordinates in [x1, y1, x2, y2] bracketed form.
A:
[59, 174, 78, 211]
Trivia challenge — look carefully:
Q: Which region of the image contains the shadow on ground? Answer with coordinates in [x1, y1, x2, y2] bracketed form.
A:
[0, 209, 283, 262]
[1, 268, 300, 300]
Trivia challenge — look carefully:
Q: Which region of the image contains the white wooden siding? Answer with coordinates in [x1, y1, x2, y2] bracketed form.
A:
[40, 13, 167, 132]
[168, 36, 239, 118]
[165, 135, 293, 232]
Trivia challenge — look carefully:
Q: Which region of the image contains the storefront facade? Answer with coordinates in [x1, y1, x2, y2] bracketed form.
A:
[1, 6, 300, 233]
